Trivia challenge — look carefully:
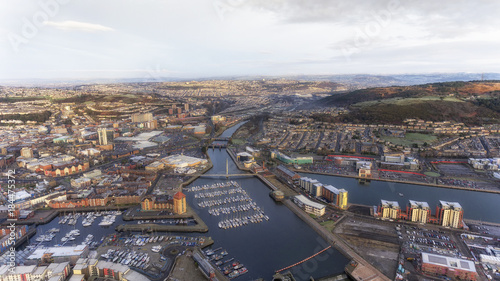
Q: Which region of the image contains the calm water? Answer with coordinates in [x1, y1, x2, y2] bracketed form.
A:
[29, 214, 130, 249]
[302, 173, 500, 223]
[185, 147, 349, 280]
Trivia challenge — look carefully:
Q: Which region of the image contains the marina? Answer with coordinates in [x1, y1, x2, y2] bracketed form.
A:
[203, 247, 249, 279]
[180, 122, 349, 281]
[187, 181, 270, 230]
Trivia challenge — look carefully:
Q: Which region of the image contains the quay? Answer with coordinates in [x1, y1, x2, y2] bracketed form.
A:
[116, 223, 208, 233]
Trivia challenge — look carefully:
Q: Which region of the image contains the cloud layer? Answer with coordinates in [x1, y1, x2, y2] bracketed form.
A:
[43, 21, 114, 32]
[0, 0, 499, 80]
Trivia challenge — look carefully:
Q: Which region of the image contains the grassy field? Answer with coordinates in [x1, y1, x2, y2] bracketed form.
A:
[381, 133, 437, 147]
[230, 138, 246, 145]
[320, 220, 336, 232]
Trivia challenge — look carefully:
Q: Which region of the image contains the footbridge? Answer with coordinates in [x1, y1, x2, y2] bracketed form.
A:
[199, 174, 254, 178]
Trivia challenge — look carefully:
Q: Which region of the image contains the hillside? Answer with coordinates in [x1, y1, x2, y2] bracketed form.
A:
[319, 81, 500, 125]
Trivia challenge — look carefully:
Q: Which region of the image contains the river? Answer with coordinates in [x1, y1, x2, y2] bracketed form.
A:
[300, 173, 500, 224]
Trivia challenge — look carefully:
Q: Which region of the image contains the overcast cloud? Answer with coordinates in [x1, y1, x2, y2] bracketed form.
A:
[0, 0, 499, 80]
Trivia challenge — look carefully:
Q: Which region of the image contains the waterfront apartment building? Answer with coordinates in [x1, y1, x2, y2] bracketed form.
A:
[299, 177, 321, 196]
[173, 191, 187, 214]
[374, 199, 464, 228]
[294, 195, 326, 216]
[73, 258, 149, 281]
[322, 185, 348, 210]
[0, 262, 71, 281]
[380, 200, 401, 220]
[141, 195, 173, 211]
[408, 200, 431, 223]
[437, 201, 463, 228]
[337, 189, 348, 210]
[299, 177, 349, 209]
[421, 252, 476, 280]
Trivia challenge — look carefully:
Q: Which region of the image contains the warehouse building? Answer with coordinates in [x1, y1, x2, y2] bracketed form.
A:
[421, 252, 476, 280]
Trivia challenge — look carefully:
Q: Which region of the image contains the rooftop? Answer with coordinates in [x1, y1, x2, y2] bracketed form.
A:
[295, 195, 326, 210]
[409, 200, 430, 209]
[439, 200, 463, 210]
[381, 200, 400, 208]
[422, 252, 476, 272]
[28, 245, 88, 260]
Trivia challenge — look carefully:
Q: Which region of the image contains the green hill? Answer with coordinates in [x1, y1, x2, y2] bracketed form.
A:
[319, 81, 500, 125]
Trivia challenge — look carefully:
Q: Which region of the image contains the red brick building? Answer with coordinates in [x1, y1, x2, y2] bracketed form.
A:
[421, 252, 477, 280]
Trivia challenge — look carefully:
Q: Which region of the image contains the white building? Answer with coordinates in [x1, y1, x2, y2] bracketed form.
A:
[294, 195, 325, 216]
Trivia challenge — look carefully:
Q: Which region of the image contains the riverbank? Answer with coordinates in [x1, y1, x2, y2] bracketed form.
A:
[296, 169, 500, 194]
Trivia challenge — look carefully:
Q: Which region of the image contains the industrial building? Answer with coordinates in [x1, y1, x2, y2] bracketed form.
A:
[294, 195, 326, 216]
[275, 165, 301, 182]
[437, 201, 464, 228]
[408, 200, 431, 223]
[421, 252, 477, 280]
[25, 245, 89, 265]
[161, 154, 208, 168]
[271, 151, 313, 165]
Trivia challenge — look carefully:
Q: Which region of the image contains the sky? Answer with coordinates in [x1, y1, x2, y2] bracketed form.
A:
[1, 0, 499, 81]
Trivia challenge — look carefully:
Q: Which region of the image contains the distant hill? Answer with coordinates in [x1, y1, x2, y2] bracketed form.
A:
[319, 81, 500, 125]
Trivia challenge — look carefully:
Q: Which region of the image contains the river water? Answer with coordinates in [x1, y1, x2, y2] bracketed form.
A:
[300, 173, 500, 224]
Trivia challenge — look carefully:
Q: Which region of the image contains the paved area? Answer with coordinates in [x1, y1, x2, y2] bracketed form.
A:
[166, 250, 207, 281]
